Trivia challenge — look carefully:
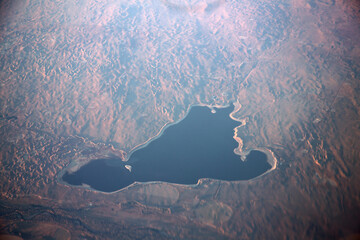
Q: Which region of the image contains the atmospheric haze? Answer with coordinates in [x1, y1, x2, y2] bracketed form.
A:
[0, 0, 359, 239]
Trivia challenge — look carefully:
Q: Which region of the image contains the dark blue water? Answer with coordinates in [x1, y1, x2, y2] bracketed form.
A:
[62, 104, 272, 192]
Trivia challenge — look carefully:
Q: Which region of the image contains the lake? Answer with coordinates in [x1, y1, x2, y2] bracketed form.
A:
[62, 104, 272, 192]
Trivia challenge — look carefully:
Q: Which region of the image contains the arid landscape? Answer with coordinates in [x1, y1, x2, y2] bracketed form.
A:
[0, 0, 359, 239]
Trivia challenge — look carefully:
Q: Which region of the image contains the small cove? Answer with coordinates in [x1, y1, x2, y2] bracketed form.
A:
[62, 104, 272, 192]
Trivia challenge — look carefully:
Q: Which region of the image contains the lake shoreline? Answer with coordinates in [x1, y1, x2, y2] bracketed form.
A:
[58, 102, 277, 193]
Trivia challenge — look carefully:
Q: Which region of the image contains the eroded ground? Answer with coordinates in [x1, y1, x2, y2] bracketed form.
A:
[0, 0, 359, 239]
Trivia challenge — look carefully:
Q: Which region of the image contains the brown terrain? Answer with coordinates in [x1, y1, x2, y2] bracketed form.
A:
[0, 0, 360, 239]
